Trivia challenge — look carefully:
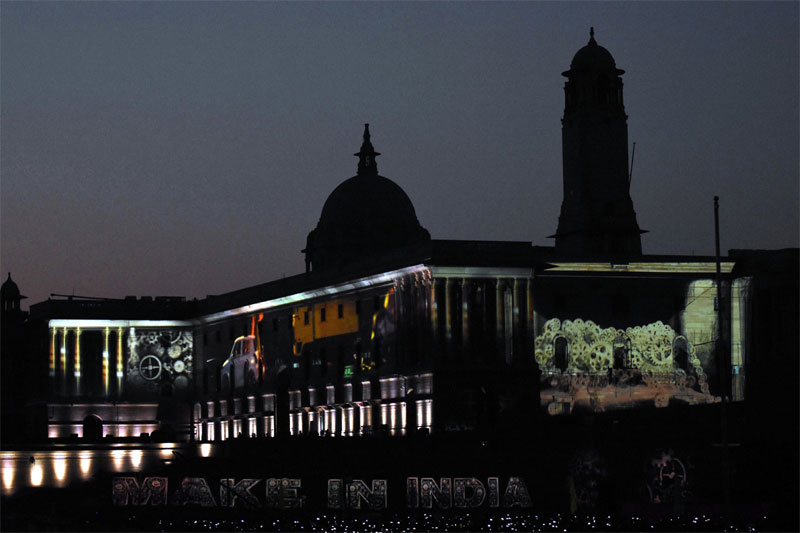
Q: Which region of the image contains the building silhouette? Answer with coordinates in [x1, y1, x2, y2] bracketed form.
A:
[553, 28, 644, 256]
[4, 31, 796, 447]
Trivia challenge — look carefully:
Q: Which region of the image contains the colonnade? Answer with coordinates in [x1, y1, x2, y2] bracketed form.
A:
[429, 275, 535, 365]
[49, 326, 125, 398]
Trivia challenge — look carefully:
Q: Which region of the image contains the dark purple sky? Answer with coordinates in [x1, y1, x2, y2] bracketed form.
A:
[2, 2, 798, 307]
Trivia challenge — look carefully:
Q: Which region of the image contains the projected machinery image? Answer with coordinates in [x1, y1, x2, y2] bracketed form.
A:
[125, 329, 193, 396]
[535, 318, 716, 415]
[534, 277, 729, 415]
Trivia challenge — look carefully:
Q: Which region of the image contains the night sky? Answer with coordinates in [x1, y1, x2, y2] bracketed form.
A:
[2, 2, 798, 307]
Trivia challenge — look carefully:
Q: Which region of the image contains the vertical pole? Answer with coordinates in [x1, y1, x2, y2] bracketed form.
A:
[461, 278, 469, 356]
[444, 278, 452, 346]
[49, 328, 57, 393]
[74, 327, 81, 396]
[61, 327, 68, 394]
[117, 327, 124, 396]
[714, 195, 731, 517]
[495, 279, 504, 358]
[103, 327, 110, 397]
[526, 277, 534, 341]
[430, 277, 438, 347]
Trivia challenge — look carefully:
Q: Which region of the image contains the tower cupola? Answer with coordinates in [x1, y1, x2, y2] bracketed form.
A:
[553, 28, 645, 257]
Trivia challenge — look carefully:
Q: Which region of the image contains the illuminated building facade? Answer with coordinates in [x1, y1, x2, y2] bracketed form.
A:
[13, 32, 797, 444]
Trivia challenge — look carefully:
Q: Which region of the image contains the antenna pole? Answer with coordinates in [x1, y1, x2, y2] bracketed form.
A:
[714, 195, 731, 518]
[628, 142, 636, 189]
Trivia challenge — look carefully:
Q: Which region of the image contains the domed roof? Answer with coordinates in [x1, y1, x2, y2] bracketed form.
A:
[1, 273, 20, 298]
[564, 28, 624, 76]
[317, 173, 425, 234]
[304, 125, 430, 271]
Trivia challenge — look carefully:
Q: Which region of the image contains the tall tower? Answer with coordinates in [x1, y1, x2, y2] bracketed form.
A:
[553, 28, 644, 257]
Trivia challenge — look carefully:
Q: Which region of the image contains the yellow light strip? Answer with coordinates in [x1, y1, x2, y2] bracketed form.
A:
[61, 327, 67, 390]
[116, 327, 123, 394]
[74, 328, 81, 394]
[49, 328, 56, 377]
[103, 327, 110, 396]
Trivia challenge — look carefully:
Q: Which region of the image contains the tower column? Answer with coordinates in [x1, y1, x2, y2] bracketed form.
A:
[444, 278, 453, 347]
[61, 327, 68, 395]
[461, 278, 470, 355]
[103, 327, 111, 397]
[74, 327, 81, 396]
[49, 327, 57, 393]
[117, 327, 124, 396]
[495, 279, 504, 359]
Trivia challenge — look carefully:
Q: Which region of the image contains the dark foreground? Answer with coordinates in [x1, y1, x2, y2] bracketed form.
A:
[0, 489, 788, 533]
[2, 403, 797, 531]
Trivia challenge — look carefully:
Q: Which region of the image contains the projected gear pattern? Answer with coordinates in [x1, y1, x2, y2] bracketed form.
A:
[127, 329, 193, 393]
[535, 318, 705, 378]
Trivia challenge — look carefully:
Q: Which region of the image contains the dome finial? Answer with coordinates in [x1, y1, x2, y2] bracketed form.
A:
[589, 26, 596, 44]
[355, 123, 380, 176]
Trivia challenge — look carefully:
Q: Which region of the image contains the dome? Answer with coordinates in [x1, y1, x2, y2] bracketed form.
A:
[1, 273, 20, 299]
[564, 28, 624, 76]
[304, 125, 430, 272]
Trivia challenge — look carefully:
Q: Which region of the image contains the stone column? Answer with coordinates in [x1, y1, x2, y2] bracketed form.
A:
[445, 278, 453, 345]
[74, 327, 81, 396]
[526, 278, 535, 339]
[512, 279, 520, 364]
[117, 327, 124, 397]
[49, 327, 57, 394]
[495, 280, 504, 357]
[430, 278, 439, 344]
[103, 327, 111, 397]
[461, 278, 470, 355]
[61, 327, 68, 395]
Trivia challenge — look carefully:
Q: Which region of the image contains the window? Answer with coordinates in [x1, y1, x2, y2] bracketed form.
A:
[272, 318, 279, 332]
[320, 308, 326, 322]
[216, 330, 221, 343]
[304, 311, 309, 325]
[554, 337, 568, 372]
[203, 333, 208, 347]
[338, 304, 344, 319]
[356, 301, 361, 315]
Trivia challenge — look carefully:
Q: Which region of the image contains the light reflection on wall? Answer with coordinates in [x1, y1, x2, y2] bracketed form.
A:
[326, 409, 336, 436]
[130, 450, 143, 468]
[2, 460, 15, 492]
[360, 404, 372, 434]
[111, 450, 125, 470]
[263, 415, 275, 438]
[79, 451, 92, 479]
[52, 454, 67, 485]
[344, 406, 354, 436]
[30, 463, 43, 487]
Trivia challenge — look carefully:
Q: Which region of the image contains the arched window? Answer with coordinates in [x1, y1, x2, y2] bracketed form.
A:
[673, 338, 689, 373]
[554, 336, 568, 372]
[83, 414, 103, 442]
